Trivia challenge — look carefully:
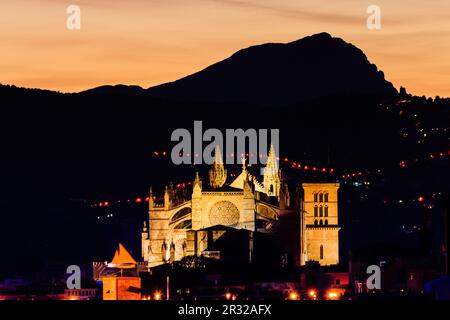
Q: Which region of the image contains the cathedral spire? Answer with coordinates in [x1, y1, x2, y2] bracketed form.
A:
[241, 155, 247, 173]
[266, 144, 279, 175]
[164, 185, 170, 209]
[209, 145, 227, 189]
[263, 144, 281, 197]
[193, 171, 202, 198]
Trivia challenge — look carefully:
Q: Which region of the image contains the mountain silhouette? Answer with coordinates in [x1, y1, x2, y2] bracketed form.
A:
[147, 32, 397, 104]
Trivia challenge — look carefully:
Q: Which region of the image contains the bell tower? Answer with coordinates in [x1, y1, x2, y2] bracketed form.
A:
[301, 183, 340, 266]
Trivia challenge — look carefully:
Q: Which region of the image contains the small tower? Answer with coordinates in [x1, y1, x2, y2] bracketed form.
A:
[209, 145, 227, 189]
[263, 144, 281, 197]
[149, 186, 154, 209]
[142, 221, 148, 235]
[192, 172, 203, 230]
[164, 185, 170, 210]
[141, 221, 149, 258]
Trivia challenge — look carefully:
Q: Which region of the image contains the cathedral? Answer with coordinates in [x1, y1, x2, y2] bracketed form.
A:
[141, 146, 340, 267]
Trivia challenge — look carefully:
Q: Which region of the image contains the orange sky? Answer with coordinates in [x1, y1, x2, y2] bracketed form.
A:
[1, 0, 449, 96]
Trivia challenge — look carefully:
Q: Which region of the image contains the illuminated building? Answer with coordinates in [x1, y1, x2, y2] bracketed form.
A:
[300, 183, 340, 266]
[102, 243, 141, 300]
[141, 145, 340, 267]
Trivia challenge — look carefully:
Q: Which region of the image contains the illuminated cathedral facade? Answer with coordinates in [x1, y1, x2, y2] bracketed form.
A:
[141, 146, 340, 267]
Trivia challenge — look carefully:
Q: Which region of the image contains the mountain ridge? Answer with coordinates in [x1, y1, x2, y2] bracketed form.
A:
[146, 32, 398, 104]
[1, 32, 398, 104]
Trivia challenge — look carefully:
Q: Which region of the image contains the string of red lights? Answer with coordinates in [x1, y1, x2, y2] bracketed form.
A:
[90, 148, 449, 208]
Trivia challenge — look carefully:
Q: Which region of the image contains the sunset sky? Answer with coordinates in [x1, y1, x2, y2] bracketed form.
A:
[1, 0, 449, 96]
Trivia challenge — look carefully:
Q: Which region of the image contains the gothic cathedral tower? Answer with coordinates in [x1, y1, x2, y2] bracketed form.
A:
[263, 145, 281, 197]
[209, 145, 227, 189]
[301, 183, 340, 266]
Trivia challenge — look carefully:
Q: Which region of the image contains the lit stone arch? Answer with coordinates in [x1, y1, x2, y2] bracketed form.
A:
[256, 204, 278, 220]
[173, 220, 192, 229]
[170, 207, 192, 224]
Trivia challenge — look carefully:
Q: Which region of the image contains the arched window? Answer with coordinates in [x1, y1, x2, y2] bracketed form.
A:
[319, 219, 323, 226]
[319, 193, 323, 202]
[324, 205, 328, 217]
[320, 245, 324, 260]
[314, 219, 318, 226]
[314, 192, 318, 202]
[324, 193, 329, 202]
[314, 206, 318, 217]
[325, 219, 328, 225]
[319, 206, 323, 217]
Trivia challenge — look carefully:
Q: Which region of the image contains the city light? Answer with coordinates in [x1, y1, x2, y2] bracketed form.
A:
[154, 291, 162, 300]
[225, 292, 232, 300]
[289, 292, 299, 300]
[308, 290, 317, 299]
[327, 291, 339, 300]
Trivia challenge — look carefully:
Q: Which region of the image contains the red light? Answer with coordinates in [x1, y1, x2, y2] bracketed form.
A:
[418, 196, 424, 202]
[104, 201, 109, 207]
[312, 167, 317, 171]
[135, 198, 142, 203]
[322, 168, 327, 172]
[330, 168, 334, 173]
[304, 166, 309, 170]
[145, 197, 150, 202]
[99, 202, 103, 207]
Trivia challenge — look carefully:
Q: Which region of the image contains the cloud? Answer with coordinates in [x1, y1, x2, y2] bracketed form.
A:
[207, 0, 396, 26]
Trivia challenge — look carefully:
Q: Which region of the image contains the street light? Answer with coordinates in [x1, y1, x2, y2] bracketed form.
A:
[289, 292, 299, 300]
[154, 291, 162, 300]
[327, 291, 339, 300]
[308, 290, 317, 299]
